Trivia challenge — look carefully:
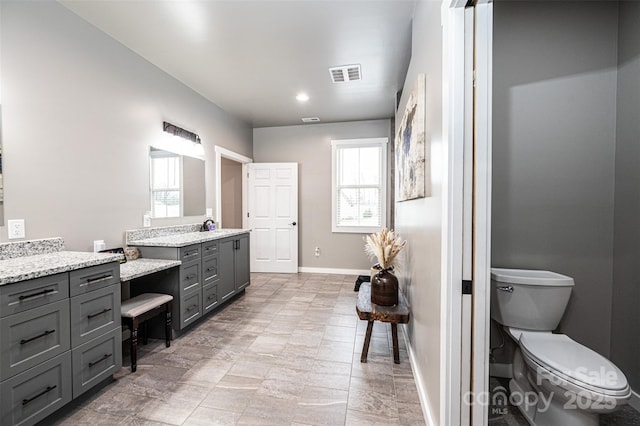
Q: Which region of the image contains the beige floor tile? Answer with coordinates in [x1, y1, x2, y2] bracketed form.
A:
[58, 272, 424, 426]
[182, 406, 242, 426]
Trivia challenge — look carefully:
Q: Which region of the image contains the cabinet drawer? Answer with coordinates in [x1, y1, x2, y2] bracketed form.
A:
[0, 351, 72, 426]
[70, 285, 121, 347]
[69, 262, 120, 297]
[203, 282, 219, 314]
[0, 300, 71, 381]
[180, 291, 201, 329]
[71, 328, 121, 399]
[202, 240, 218, 257]
[0, 273, 69, 318]
[202, 255, 218, 284]
[179, 244, 201, 263]
[180, 262, 201, 294]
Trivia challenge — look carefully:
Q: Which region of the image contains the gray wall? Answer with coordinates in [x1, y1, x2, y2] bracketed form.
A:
[0, 1, 252, 250]
[253, 120, 390, 271]
[394, 0, 443, 421]
[492, 1, 619, 357]
[612, 1, 640, 390]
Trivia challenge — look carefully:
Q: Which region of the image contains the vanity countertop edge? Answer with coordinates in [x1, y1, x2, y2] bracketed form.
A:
[0, 251, 123, 286]
[128, 228, 251, 248]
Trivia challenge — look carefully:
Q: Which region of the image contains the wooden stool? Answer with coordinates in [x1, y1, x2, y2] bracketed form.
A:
[121, 293, 173, 372]
[356, 282, 410, 364]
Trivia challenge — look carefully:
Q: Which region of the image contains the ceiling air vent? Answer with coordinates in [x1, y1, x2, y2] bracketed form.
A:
[301, 117, 321, 123]
[329, 64, 361, 83]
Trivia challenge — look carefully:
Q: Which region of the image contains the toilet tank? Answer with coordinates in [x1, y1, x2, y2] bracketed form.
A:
[490, 268, 574, 331]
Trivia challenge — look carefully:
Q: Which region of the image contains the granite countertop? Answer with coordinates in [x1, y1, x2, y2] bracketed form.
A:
[128, 228, 250, 248]
[0, 251, 123, 286]
[120, 258, 182, 282]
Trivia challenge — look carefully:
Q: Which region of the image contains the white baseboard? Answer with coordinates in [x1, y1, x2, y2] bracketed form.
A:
[297, 267, 369, 276]
[629, 389, 640, 412]
[401, 324, 437, 426]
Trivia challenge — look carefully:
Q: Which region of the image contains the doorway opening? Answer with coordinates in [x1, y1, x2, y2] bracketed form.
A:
[214, 146, 252, 229]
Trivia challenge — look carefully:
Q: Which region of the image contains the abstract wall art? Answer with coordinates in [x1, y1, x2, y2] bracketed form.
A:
[395, 73, 428, 201]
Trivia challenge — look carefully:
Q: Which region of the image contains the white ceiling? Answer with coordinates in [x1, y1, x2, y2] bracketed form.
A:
[60, 0, 415, 128]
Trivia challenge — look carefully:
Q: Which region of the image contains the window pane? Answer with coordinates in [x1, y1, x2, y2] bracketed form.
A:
[359, 147, 380, 185]
[337, 187, 380, 227]
[151, 156, 180, 189]
[358, 187, 380, 226]
[152, 190, 180, 218]
[338, 147, 360, 185]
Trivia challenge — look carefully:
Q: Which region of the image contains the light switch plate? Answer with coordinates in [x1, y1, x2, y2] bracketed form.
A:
[206, 208, 213, 218]
[8, 219, 25, 239]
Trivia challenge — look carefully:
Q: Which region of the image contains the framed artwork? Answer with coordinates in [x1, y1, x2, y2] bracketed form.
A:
[395, 73, 428, 201]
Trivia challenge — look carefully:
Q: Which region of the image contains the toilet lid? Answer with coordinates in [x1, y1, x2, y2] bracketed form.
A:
[519, 331, 629, 392]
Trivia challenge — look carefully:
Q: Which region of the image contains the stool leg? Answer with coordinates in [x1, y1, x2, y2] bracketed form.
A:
[361, 320, 374, 363]
[391, 323, 400, 364]
[142, 321, 148, 345]
[165, 301, 172, 348]
[130, 317, 139, 372]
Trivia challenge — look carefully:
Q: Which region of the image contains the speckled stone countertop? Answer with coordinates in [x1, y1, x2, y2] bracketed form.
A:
[0, 251, 123, 286]
[128, 229, 250, 248]
[125, 224, 202, 244]
[0, 237, 65, 260]
[120, 258, 182, 282]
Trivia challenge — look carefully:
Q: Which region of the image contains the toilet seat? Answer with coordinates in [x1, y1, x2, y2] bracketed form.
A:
[516, 330, 630, 397]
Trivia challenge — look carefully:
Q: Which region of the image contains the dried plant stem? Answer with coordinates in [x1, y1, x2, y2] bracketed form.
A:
[364, 228, 406, 270]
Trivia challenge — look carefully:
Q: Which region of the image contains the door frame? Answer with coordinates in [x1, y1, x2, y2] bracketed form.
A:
[214, 146, 252, 229]
[442, 0, 492, 424]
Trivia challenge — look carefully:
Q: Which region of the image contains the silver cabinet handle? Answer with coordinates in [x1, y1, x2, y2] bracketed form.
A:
[497, 285, 513, 293]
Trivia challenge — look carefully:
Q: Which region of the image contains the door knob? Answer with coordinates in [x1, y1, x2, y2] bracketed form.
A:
[290, 222, 297, 226]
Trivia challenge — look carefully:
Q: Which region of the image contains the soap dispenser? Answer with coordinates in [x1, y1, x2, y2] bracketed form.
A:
[201, 219, 215, 232]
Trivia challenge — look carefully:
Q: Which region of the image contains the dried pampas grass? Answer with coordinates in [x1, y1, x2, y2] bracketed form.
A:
[364, 228, 406, 270]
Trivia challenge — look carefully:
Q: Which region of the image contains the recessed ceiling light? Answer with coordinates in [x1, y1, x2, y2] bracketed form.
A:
[302, 117, 320, 123]
[296, 93, 310, 102]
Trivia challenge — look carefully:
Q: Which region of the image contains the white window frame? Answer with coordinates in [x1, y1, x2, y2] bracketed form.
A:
[331, 137, 388, 233]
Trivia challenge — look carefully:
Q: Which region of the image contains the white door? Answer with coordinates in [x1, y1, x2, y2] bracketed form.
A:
[247, 163, 298, 273]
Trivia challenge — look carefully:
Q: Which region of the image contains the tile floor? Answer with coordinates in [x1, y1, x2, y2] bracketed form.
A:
[488, 377, 640, 426]
[51, 272, 426, 425]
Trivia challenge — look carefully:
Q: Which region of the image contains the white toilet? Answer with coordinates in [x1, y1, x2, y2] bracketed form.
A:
[491, 268, 631, 426]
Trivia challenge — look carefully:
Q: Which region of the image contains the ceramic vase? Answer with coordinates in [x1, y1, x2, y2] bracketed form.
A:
[371, 268, 398, 306]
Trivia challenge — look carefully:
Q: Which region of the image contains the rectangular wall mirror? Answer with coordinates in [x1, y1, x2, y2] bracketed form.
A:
[149, 147, 205, 218]
[0, 105, 4, 225]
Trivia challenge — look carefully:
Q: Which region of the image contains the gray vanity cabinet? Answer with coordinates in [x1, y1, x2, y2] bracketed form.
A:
[134, 243, 204, 330]
[234, 234, 250, 292]
[0, 352, 72, 426]
[132, 233, 250, 333]
[219, 234, 250, 302]
[202, 240, 219, 314]
[0, 260, 121, 425]
[218, 238, 236, 303]
[69, 263, 122, 399]
[0, 299, 70, 381]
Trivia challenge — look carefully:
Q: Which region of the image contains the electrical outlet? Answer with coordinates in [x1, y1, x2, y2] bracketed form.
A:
[143, 214, 151, 227]
[314, 247, 321, 257]
[8, 219, 25, 239]
[206, 208, 213, 218]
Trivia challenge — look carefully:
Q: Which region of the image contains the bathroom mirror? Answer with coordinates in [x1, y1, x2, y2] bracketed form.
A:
[149, 147, 205, 218]
[0, 105, 4, 225]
